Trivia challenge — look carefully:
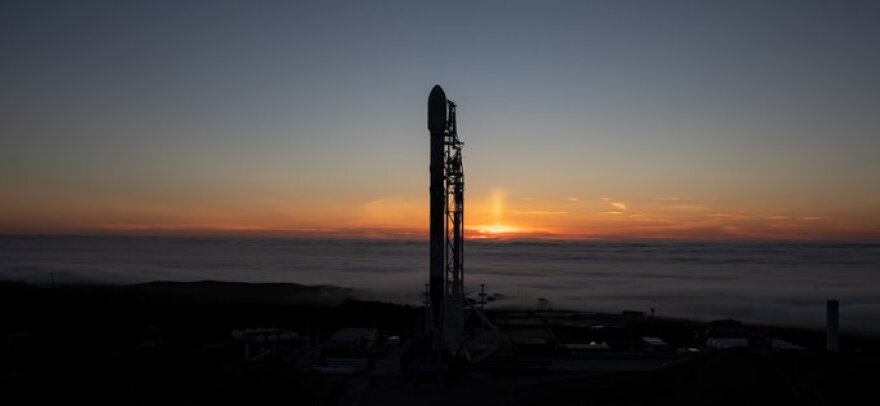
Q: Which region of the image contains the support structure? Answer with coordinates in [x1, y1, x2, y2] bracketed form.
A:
[827, 299, 839, 352]
[427, 85, 465, 355]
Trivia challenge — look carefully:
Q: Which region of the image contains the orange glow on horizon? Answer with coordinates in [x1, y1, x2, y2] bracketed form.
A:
[1, 192, 879, 241]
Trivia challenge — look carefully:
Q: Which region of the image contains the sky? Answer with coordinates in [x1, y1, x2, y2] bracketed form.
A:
[1, 0, 879, 240]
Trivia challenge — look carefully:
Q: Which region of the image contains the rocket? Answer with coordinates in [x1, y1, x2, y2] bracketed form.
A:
[428, 85, 447, 334]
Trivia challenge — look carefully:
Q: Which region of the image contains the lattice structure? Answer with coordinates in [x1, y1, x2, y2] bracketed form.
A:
[443, 101, 464, 351]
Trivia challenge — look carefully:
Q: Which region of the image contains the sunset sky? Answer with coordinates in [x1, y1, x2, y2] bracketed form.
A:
[2, 1, 879, 240]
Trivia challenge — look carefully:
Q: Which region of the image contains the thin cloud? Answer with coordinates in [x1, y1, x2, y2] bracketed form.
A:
[610, 202, 627, 211]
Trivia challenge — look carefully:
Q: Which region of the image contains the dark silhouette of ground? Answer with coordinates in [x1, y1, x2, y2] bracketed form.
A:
[2, 281, 878, 405]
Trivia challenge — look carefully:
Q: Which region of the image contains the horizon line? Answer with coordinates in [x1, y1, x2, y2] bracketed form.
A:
[2, 228, 879, 244]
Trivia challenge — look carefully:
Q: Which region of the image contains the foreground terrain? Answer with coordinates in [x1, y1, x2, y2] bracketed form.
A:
[2, 281, 878, 405]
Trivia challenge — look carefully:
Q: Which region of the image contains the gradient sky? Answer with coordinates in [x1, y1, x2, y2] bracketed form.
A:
[2, 0, 879, 240]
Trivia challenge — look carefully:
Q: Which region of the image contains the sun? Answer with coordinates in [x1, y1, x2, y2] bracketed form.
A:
[470, 224, 522, 238]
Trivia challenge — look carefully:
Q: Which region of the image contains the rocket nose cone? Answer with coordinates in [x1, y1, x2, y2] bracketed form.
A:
[428, 85, 447, 132]
[429, 85, 445, 99]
